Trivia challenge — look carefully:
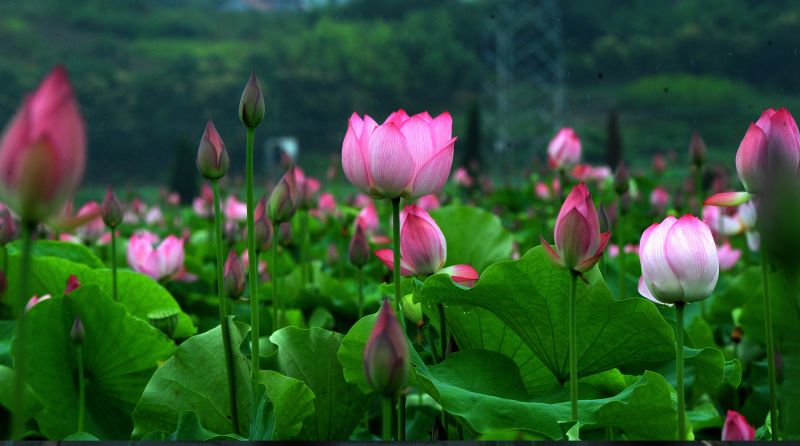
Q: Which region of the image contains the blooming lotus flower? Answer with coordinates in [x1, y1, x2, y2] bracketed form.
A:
[453, 166, 473, 187]
[416, 194, 440, 211]
[649, 187, 670, 212]
[717, 241, 741, 271]
[702, 205, 744, 237]
[638, 215, 719, 304]
[127, 231, 185, 281]
[318, 193, 336, 214]
[225, 195, 247, 222]
[547, 127, 581, 170]
[364, 299, 409, 395]
[25, 294, 51, 313]
[0, 66, 86, 223]
[192, 184, 214, 219]
[342, 110, 456, 200]
[736, 108, 800, 193]
[541, 183, 611, 273]
[224, 250, 246, 299]
[375, 205, 478, 286]
[74, 201, 105, 242]
[721, 410, 755, 441]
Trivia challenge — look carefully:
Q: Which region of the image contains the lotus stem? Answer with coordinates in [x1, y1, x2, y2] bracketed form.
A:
[357, 266, 364, 319]
[245, 127, 260, 378]
[569, 270, 579, 423]
[382, 396, 392, 440]
[110, 229, 117, 301]
[272, 221, 280, 332]
[675, 301, 686, 440]
[12, 223, 33, 439]
[76, 345, 85, 433]
[761, 249, 779, 438]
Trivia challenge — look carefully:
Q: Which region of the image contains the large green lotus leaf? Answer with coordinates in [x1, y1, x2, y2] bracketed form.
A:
[139, 411, 244, 441]
[250, 370, 316, 440]
[0, 364, 43, 420]
[738, 265, 800, 346]
[270, 327, 377, 440]
[13, 285, 175, 439]
[414, 349, 678, 439]
[7, 240, 104, 268]
[132, 320, 251, 438]
[415, 246, 675, 381]
[426, 304, 559, 395]
[5, 252, 195, 338]
[430, 205, 513, 271]
[649, 346, 741, 400]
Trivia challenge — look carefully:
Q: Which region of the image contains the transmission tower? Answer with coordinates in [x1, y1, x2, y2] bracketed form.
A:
[483, 0, 565, 176]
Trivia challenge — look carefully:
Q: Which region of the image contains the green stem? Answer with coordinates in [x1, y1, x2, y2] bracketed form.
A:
[761, 249, 779, 438]
[272, 222, 280, 333]
[675, 301, 686, 440]
[213, 180, 240, 434]
[391, 198, 402, 319]
[76, 345, 85, 433]
[245, 127, 260, 379]
[425, 324, 440, 364]
[12, 224, 33, 439]
[382, 396, 392, 440]
[300, 210, 309, 287]
[357, 266, 364, 319]
[398, 394, 406, 440]
[616, 204, 626, 300]
[110, 228, 117, 301]
[437, 303, 447, 359]
[569, 270, 579, 423]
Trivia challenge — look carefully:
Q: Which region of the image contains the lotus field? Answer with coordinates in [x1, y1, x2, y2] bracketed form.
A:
[1, 66, 798, 442]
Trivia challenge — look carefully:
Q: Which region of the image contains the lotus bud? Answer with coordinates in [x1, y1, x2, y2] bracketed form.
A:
[70, 316, 84, 345]
[689, 131, 707, 169]
[721, 410, 754, 441]
[101, 187, 123, 228]
[239, 72, 265, 129]
[254, 197, 274, 250]
[613, 162, 629, 195]
[547, 127, 581, 170]
[196, 120, 229, 180]
[148, 308, 179, 338]
[268, 167, 299, 223]
[348, 222, 371, 267]
[224, 250, 246, 299]
[364, 299, 409, 395]
[65, 274, 81, 294]
[735, 108, 800, 193]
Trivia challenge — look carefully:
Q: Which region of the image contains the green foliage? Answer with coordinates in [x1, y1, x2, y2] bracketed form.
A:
[430, 204, 514, 271]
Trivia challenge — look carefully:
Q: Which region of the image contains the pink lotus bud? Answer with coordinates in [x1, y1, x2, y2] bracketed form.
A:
[0, 66, 86, 224]
[0, 205, 18, 244]
[25, 294, 51, 313]
[65, 274, 81, 294]
[717, 241, 741, 271]
[316, 192, 337, 219]
[254, 197, 274, 250]
[348, 222, 371, 267]
[127, 231, 185, 281]
[541, 183, 611, 273]
[736, 108, 800, 193]
[101, 187, 123, 228]
[224, 250, 246, 299]
[269, 167, 299, 223]
[196, 120, 229, 180]
[689, 131, 707, 168]
[704, 191, 753, 207]
[547, 127, 581, 170]
[342, 110, 456, 199]
[453, 167, 473, 187]
[649, 187, 670, 211]
[638, 215, 718, 304]
[70, 315, 84, 345]
[535, 182, 552, 200]
[721, 410, 755, 441]
[416, 194, 440, 211]
[239, 72, 265, 129]
[364, 299, 409, 395]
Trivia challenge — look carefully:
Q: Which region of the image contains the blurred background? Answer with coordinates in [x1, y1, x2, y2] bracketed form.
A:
[1, 0, 799, 196]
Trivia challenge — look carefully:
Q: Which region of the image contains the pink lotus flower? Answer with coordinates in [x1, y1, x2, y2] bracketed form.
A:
[721, 410, 755, 441]
[717, 241, 741, 271]
[547, 128, 581, 170]
[375, 205, 478, 286]
[353, 193, 372, 208]
[74, 201, 105, 242]
[453, 166, 473, 187]
[355, 201, 389, 245]
[638, 215, 718, 304]
[0, 66, 86, 223]
[541, 183, 611, 273]
[195, 120, 229, 181]
[649, 187, 670, 212]
[736, 108, 800, 193]
[224, 250, 246, 299]
[342, 110, 456, 199]
[571, 164, 611, 183]
[737, 200, 760, 252]
[364, 299, 409, 394]
[608, 244, 639, 258]
[225, 195, 247, 222]
[144, 206, 164, 226]
[535, 181, 552, 200]
[416, 194, 440, 211]
[702, 205, 744, 237]
[192, 184, 214, 218]
[25, 294, 51, 312]
[318, 193, 336, 214]
[127, 231, 185, 281]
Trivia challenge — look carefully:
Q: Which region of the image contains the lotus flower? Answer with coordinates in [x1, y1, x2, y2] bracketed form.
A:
[364, 299, 409, 395]
[225, 195, 247, 222]
[375, 205, 478, 286]
[127, 231, 185, 281]
[253, 197, 273, 250]
[65, 274, 81, 294]
[294, 167, 320, 209]
[356, 201, 389, 245]
[193, 184, 214, 219]
[195, 120, 229, 180]
[535, 182, 552, 200]
[649, 187, 670, 212]
[736, 108, 800, 193]
[416, 194, 440, 211]
[547, 128, 581, 170]
[453, 166, 473, 187]
[721, 410, 755, 441]
[638, 215, 719, 304]
[0, 66, 86, 223]
[717, 241, 741, 271]
[702, 205, 744, 237]
[342, 110, 456, 200]
[541, 183, 611, 273]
